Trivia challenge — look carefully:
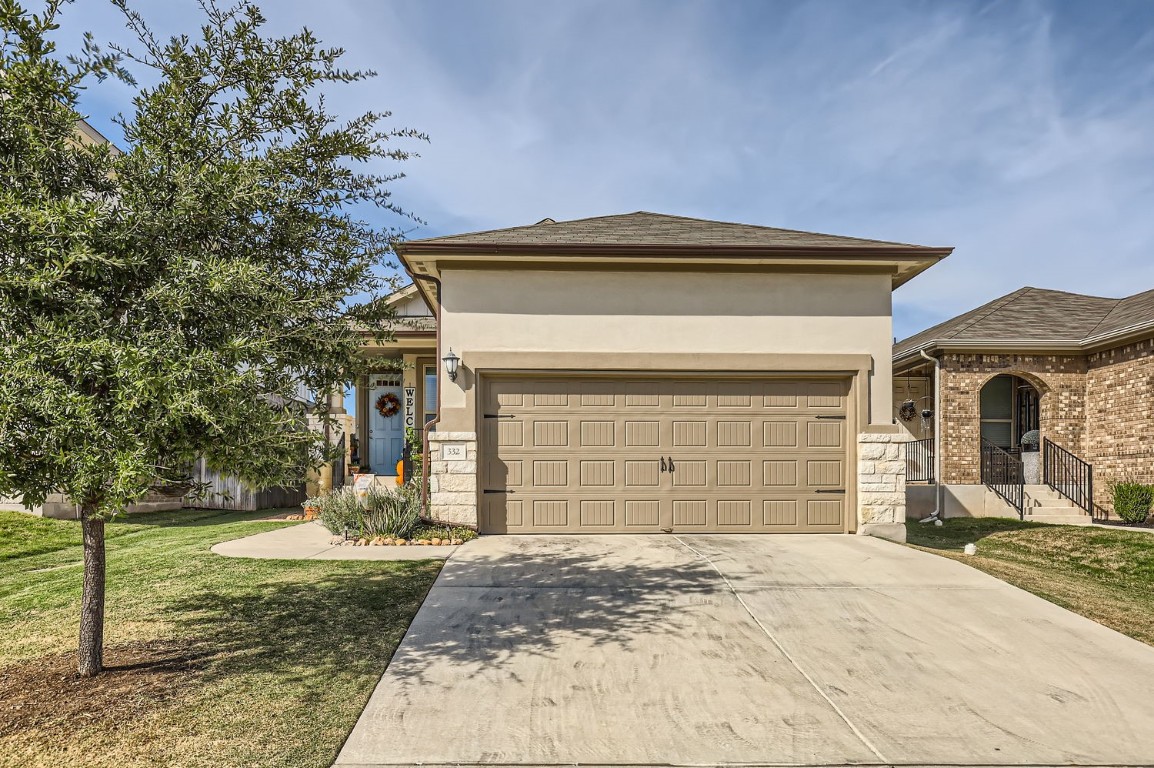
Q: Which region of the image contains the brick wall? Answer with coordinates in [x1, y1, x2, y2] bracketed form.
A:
[939, 354, 1086, 484]
[1086, 340, 1154, 513]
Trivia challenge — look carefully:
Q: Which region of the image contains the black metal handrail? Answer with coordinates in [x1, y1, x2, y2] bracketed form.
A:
[981, 438, 1024, 517]
[906, 437, 934, 482]
[1043, 437, 1093, 514]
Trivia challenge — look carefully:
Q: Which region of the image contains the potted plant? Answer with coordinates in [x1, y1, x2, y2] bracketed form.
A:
[1018, 430, 1042, 483]
[302, 496, 322, 521]
[1019, 430, 1040, 453]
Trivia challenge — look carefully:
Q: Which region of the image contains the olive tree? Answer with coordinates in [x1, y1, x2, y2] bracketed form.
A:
[0, 0, 423, 676]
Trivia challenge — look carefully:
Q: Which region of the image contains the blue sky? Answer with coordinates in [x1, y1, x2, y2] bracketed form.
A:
[54, 0, 1154, 341]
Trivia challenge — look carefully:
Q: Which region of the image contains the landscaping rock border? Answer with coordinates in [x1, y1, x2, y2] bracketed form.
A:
[328, 536, 465, 547]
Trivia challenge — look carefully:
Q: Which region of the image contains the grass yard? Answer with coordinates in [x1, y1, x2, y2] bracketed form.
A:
[907, 518, 1154, 646]
[0, 508, 442, 768]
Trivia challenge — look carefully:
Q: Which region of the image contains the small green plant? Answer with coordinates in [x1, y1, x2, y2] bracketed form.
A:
[360, 482, 421, 538]
[410, 524, 478, 542]
[315, 488, 363, 536]
[1110, 481, 1153, 525]
[404, 426, 424, 481]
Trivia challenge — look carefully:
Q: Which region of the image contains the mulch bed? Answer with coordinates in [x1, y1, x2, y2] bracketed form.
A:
[0, 641, 206, 737]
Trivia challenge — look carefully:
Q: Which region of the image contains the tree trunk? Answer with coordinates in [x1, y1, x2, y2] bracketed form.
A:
[78, 504, 105, 678]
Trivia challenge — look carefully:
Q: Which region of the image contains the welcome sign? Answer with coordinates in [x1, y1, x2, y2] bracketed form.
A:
[403, 386, 416, 428]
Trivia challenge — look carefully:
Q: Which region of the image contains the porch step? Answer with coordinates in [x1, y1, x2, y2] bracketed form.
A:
[1019, 485, 1091, 525]
[1027, 504, 1084, 516]
[1024, 485, 1076, 507]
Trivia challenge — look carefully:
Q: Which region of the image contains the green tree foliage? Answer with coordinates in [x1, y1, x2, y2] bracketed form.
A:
[0, 0, 424, 675]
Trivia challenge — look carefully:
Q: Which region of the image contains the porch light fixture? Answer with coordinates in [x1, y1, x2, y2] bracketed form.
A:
[442, 348, 460, 382]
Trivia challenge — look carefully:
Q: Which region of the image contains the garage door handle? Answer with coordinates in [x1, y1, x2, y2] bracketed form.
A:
[667, 456, 675, 473]
[660, 457, 668, 473]
[815, 489, 846, 494]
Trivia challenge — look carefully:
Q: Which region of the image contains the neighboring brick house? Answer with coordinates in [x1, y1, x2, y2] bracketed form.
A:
[893, 286, 1154, 519]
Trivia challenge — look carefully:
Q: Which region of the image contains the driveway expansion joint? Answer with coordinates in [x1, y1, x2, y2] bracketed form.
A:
[672, 535, 890, 765]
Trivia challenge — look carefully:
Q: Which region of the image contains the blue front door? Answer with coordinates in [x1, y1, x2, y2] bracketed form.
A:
[369, 385, 405, 474]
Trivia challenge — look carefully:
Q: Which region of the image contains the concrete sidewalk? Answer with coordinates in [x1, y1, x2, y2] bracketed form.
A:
[336, 534, 1154, 767]
[210, 521, 456, 561]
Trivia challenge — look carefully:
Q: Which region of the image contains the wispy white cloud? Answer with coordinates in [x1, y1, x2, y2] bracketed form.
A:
[54, 0, 1154, 338]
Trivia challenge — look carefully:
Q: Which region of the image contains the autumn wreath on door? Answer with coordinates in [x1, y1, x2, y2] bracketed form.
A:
[374, 392, 402, 419]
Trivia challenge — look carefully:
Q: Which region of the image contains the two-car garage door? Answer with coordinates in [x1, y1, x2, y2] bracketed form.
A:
[479, 377, 849, 534]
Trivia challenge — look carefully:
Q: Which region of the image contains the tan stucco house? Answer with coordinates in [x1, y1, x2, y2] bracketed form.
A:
[354, 212, 951, 541]
[894, 286, 1154, 522]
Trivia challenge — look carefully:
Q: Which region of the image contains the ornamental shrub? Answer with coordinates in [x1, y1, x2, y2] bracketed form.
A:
[1110, 481, 1153, 525]
[315, 488, 363, 536]
[360, 482, 421, 538]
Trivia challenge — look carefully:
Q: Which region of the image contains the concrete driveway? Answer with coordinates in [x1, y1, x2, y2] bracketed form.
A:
[336, 535, 1154, 767]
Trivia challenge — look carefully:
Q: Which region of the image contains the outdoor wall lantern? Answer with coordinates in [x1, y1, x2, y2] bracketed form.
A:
[442, 348, 460, 382]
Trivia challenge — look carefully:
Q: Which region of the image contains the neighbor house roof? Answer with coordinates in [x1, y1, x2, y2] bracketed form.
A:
[894, 286, 1154, 368]
[396, 212, 952, 309]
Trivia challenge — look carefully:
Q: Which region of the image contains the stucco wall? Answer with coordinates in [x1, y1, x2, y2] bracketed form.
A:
[938, 354, 1087, 485]
[437, 268, 894, 425]
[1086, 340, 1154, 513]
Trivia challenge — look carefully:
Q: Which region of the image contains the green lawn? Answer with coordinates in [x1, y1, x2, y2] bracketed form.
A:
[907, 518, 1154, 646]
[0, 508, 441, 768]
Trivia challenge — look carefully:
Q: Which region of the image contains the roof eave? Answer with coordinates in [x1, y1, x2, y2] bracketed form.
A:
[1081, 318, 1154, 351]
[397, 243, 952, 290]
[894, 318, 1154, 368]
[894, 338, 1091, 369]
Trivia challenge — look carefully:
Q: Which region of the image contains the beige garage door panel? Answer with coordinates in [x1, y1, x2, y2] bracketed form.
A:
[481, 378, 848, 534]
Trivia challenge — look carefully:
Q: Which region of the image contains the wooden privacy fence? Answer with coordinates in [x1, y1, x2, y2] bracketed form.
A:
[185, 458, 307, 511]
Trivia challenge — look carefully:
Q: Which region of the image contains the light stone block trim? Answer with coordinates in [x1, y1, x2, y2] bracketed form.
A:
[857, 432, 909, 543]
[428, 431, 479, 527]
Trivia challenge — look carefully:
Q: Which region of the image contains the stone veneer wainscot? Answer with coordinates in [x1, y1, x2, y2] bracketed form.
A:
[427, 431, 479, 527]
[857, 431, 909, 542]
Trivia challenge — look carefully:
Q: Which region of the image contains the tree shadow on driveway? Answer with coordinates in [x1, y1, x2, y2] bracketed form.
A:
[380, 537, 739, 683]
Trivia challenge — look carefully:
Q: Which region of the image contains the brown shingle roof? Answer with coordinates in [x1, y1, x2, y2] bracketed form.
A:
[387, 316, 436, 333]
[1090, 288, 1154, 340]
[402, 211, 936, 250]
[894, 286, 1154, 362]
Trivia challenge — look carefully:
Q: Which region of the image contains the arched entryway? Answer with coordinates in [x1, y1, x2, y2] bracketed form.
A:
[979, 374, 1041, 454]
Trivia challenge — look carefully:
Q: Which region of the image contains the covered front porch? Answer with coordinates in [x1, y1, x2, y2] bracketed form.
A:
[345, 282, 439, 484]
[896, 356, 1093, 524]
[351, 348, 437, 479]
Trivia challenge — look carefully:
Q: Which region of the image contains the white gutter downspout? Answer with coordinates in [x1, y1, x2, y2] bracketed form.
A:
[919, 349, 943, 524]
